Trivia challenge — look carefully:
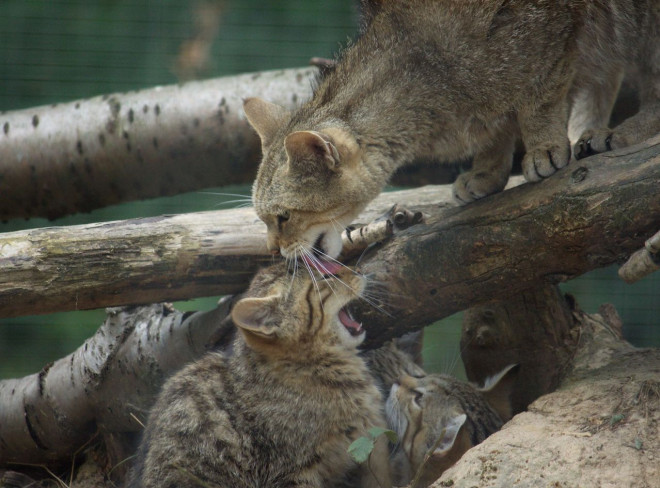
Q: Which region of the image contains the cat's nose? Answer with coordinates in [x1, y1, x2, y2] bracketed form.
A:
[266, 239, 281, 256]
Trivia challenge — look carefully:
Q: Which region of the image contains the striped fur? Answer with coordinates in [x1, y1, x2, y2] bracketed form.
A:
[246, 0, 660, 261]
[385, 364, 518, 487]
[129, 263, 391, 488]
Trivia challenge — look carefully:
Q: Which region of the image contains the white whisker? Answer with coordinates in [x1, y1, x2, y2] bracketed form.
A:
[309, 246, 394, 318]
[195, 191, 251, 199]
[298, 246, 323, 307]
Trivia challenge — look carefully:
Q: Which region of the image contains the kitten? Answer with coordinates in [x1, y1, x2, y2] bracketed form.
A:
[244, 0, 660, 260]
[385, 364, 519, 487]
[129, 263, 392, 488]
[363, 337, 426, 397]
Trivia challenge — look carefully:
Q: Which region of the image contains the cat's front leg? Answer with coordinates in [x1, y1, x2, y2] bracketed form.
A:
[360, 434, 392, 488]
[517, 86, 572, 183]
[452, 131, 515, 205]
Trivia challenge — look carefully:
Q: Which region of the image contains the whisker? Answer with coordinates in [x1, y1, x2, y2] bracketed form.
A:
[298, 246, 323, 308]
[307, 248, 394, 317]
[195, 192, 252, 198]
[355, 242, 379, 267]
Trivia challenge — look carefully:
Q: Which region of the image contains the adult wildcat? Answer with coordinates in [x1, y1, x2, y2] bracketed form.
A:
[245, 0, 660, 261]
[129, 263, 391, 488]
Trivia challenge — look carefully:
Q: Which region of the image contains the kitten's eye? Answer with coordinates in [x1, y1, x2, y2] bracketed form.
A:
[277, 211, 290, 226]
[413, 390, 424, 406]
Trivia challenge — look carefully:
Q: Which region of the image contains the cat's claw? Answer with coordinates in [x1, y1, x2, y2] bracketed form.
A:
[522, 142, 571, 182]
[574, 128, 620, 159]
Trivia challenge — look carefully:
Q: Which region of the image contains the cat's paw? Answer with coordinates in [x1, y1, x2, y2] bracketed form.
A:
[453, 170, 507, 205]
[521, 142, 571, 182]
[573, 128, 627, 160]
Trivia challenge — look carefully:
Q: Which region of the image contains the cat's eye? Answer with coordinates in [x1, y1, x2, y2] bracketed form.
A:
[277, 211, 290, 226]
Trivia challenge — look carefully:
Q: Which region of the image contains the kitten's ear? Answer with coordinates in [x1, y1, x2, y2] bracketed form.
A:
[285, 131, 341, 172]
[432, 413, 467, 456]
[243, 98, 290, 148]
[231, 295, 280, 339]
[480, 363, 520, 422]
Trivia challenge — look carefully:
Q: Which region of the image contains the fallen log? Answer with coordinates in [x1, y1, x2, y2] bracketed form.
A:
[1, 135, 659, 327]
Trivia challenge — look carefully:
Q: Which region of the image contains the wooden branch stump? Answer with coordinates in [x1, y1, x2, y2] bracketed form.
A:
[432, 305, 659, 488]
[461, 285, 579, 414]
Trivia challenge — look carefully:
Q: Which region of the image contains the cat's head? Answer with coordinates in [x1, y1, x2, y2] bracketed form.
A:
[386, 374, 470, 487]
[244, 98, 380, 260]
[385, 365, 518, 486]
[231, 262, 367, 354]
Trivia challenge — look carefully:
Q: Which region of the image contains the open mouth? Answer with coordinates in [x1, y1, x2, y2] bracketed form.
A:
[338, 306, 364, 337]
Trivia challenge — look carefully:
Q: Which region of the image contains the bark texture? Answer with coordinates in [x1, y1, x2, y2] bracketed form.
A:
[0, 183, 453, 318]
[0, 299, 235, 466]
[432, 305, 659, 488]
[355, 134, 660, 347]
[0, 67, 316, 221]
[1, 136, 659, 326]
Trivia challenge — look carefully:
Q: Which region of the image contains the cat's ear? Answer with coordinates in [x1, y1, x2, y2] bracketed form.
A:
[480, 363, 519, 422]
[431, 413, 467, 456]
[285, 130, 341, 172]
[231, 295, 280, 339]
[243, 98, 290, 148]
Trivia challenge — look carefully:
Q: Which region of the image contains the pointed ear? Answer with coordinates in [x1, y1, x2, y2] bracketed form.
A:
[432, 413, 467, 456]
[284, 130, 341, 173]
[243, 98, 290, 148]
[231, 296, 280, 339]
[480, 364, 520, 422]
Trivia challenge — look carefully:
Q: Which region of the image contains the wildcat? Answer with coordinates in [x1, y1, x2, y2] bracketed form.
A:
[128, 262, 392, 488]
[385, 364, 519, 487]
[244, 0, 660, 260]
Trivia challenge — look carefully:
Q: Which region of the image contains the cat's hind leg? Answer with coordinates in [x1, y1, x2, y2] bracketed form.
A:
[574, 14, 660, 158]
[568, 65, 624, 157]
[361, 433, 392, 488]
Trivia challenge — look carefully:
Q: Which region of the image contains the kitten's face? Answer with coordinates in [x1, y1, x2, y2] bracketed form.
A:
[386, 374, 469, 485]
[231, 262, 367, 352]
[244, 98, 380, 260]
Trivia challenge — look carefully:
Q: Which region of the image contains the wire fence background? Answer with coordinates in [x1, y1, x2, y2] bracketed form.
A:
[1, 0, 658, 380]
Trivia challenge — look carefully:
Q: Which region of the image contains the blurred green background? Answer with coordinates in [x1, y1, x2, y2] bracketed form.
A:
[1, 0, 658, 380]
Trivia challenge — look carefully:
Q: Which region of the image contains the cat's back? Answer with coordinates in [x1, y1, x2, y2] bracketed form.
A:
[132, 351, 253, 487]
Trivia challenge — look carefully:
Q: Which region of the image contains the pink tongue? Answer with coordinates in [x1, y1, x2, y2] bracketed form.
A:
[302, 255, 343, 275]
[338, 308, 362, 332]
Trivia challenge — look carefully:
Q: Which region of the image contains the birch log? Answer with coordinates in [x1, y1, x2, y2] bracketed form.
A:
[2, 136, 659, 330]
[0, 67, 316, 221]
[0, 183, 451, 318]
[0, 299, 235, 465]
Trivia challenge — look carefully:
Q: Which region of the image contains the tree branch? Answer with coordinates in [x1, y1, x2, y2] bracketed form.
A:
[355, 135, 660, 346]
[2, 137, 658, 331]
[0, 299, 235, 466]
[0, 68, 316, 221]
[0, 184, 450, 318]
